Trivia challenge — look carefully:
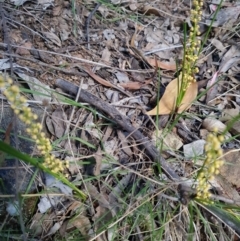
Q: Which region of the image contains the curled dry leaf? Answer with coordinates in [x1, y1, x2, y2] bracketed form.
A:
[71, 215, 91, 237]
[202, 117, 227, 133]
[206, 71, 219, 104]
[83, 65, 128, 95]
[119, 78, 152, 90]
[219, 45, 240, 73]
[16, 72, 51, 102]
[219, 57, 240, 73]
[152, 129, 183, 151]
[147, 77, 198, 115]
[211, 39, 225, 52]
[220, 108, 240, 122]
[42, 31, 62, 47]
[139, 5, 162, 17]
[205, 6, 240, 27]
[220, 150, 240, 190]
[16, 41, 32, 55]
[51, 108, 66, 138]
[146, 57, 176, 70]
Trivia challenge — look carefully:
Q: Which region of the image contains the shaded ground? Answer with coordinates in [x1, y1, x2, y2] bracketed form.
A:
[1, 0, 240, 240]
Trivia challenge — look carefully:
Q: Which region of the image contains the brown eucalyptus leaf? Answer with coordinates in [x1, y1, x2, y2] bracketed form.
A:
[147, 78, 198, 115]
[16, 41, 32, 55]
[220, 150, 240, 187]
[42, 31, 62, 47]
[117, 130, 132, 156]
[83, 65, 115, 88]
[206, 71, 219, 104]
[71, 215, 91, 236]
[51, 108, 66, 138]
[220, 108, 239, 122]
[119, 78, 152, 90]
[219, 57, 240, 73]
[219, 45, 240, 72]
[205, 6, 240, 27]
[146, 57, 176, 70]
[139, 5, 162, 17]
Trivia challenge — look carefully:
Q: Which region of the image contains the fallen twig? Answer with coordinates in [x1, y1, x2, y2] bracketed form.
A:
[85, 2, 101, 50]
[56, 79, 180, 181]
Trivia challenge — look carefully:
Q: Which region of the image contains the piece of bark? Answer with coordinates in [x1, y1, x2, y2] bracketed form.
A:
[55, 79, 179, 181]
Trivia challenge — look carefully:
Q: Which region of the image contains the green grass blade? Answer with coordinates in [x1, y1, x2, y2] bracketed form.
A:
[0, 140, 87, 200]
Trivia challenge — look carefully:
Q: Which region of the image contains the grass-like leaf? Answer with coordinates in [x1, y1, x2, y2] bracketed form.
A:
[0, 140, 87, 200]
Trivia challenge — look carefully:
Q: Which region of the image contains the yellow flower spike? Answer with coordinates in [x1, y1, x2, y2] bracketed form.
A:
[217, 149, 223, 156]
[25, 119, 31, 125]
[215, 170, 220, 175]
[5, 95, 15, 103]
[218, 135, 224, 142]
[196, 129, 225, 200]
[14, 109, 20, 115]
[218, 160, 224, 166]
[19, 114, 26, 122]
[213, 127, 218, 133]
[0, 75, 66, 174]
[65, 161, 70, 169]
[45, 157, 51, 164]
[32, 114, 38, 120]
[209, 176, 215, 181]
[19, 96, 27, 103]
[9, 85, 19, 94]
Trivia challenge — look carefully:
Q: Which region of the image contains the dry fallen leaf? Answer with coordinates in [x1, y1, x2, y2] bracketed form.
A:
[139, 5, 162, 17]
[101, 47, 111, 63]
[147, 77, 198, 115]
[16, 72, 51, 102]
[206, 71, 219, 104]
[29, 213, 53, 236]
[145, 57, 176, 70]
[51, 108, 66, 138]
[71, 215, 91, 237]
[152, 129, 183, 151]
[119, 78, 152, 90]
[42, 31, 62, 47]
[53, 4, 63, 16]
[16, 41, 32, 55]
[219, 45, 240, 72]
[84, 65, 122, 91]
[219, 57, 240, 73]
[220, 150, 240, 188]
[220, 108, 240, 122]
[205, 6, 240, 27]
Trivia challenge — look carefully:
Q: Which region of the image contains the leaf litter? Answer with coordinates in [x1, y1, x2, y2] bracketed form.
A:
[1, 0, 240, 240]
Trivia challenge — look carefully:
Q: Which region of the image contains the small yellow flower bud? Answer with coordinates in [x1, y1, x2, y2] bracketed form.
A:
[218, 135, 224, 142]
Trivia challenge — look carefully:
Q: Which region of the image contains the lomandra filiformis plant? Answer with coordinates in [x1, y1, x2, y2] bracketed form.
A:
[0, 75, 68, 173]
[177, 0, 203, 105]
[147, 0, 203, 115]
[196, 129, 224, 199]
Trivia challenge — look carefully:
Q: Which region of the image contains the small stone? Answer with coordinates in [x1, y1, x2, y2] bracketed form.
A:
[183, 140, 206, 159]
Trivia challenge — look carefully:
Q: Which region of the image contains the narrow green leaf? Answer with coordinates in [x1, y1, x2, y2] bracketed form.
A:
[0, 141, 87, 200]
[200, 202, 240, 235]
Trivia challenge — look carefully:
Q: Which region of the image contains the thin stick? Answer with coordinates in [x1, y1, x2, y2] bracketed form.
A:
[86, 2, 101, 49]
[56, 78, 180, 181]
